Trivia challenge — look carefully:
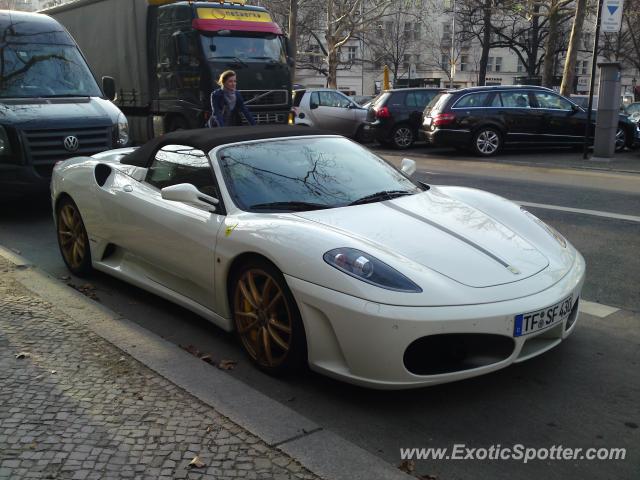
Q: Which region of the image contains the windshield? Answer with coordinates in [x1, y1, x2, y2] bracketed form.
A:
[218, 137, 422, 212]
[0, 43, 102, 98]
[626, 103, 640, 114]
[200, 33, 285, 62]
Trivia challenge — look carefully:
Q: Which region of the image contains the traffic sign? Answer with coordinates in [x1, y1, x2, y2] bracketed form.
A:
[601, 0, 624, 33]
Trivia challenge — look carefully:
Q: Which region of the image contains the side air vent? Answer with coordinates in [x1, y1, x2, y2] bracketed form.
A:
[94, 164, 113, 187]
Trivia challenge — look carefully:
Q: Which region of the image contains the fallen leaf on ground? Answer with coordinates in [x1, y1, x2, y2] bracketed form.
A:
[200, 354, 215, 365]
[398, 460, 415, 474]
[15, 352, 30, 359]
[217, 359, 237, 370]
[417, 475, 438, 480]
[50, 370, 57, 374]
[188, 456, 206, 468]
[180, 344, 201, 357]
[67, 282, 100, 300]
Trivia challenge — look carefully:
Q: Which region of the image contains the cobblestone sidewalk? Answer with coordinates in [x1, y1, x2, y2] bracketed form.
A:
[0, 258, 322, 480]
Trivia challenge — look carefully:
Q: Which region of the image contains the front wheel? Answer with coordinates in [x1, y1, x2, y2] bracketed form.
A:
[615, 126, 627, 152]
[56, 197, 92, 276]
[472, 127, 502, 157]
[231, 260, 307, 375]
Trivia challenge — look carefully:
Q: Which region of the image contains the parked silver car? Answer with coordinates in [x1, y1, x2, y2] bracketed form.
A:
[291, 89, 371, 141]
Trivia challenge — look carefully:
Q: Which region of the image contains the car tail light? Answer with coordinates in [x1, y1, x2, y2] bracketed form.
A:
[433, 113, 456, 126]
[288, 110, 295, 125]
[375, 106, 391, 119]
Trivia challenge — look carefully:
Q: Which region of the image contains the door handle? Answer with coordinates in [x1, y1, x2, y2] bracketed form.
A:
[123, 185, 133, 193]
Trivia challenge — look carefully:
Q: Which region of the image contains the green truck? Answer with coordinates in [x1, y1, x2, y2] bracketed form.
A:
[44, 0, 294, 143]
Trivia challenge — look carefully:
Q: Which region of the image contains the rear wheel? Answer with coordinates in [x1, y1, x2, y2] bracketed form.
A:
[472, 127, 502, 157]
[231, 259, 307, 375]
[391, 125, 415, 149]
[56, 197, 92, 276]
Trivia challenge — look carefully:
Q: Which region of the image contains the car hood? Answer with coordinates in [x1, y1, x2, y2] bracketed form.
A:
[293, 189, 550, 288]
[0, 97, 118, 128]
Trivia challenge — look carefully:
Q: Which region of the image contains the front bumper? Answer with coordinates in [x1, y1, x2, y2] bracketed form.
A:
[286, 253, 586, 389]
[0, 163, 50, 196]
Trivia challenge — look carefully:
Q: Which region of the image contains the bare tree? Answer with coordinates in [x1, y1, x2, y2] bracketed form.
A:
[324, 0, 394, 88]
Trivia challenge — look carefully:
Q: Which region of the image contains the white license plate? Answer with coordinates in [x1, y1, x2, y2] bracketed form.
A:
[423, 117, 432, 127]
[513, 295, 573, 337]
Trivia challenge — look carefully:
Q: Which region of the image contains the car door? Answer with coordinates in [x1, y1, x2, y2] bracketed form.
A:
[531, 91, 584, 143]
[493, 90, 544, 144]
[309, 91, 357, 135]
[107, 145, 225, 311]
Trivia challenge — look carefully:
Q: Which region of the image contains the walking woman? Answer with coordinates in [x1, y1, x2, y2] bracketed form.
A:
[209, 70, 256, 127]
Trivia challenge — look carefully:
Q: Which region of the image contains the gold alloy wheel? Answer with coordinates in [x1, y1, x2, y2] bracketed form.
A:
[233, 269, 293, 368]
[57, 203, 87, 270]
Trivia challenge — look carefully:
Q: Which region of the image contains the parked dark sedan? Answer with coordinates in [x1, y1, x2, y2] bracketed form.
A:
[422, 86, 640, 156]
[367, 88, 441, 149]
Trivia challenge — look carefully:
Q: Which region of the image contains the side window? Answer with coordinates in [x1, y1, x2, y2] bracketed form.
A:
[145, 145, 218, 197]
[533, 92, 573, 110]
[454, 92, 490, 108]
[310, 91, 320, 106]
[406, 91, 435, 108]
[499, 91, 532, 108]
[318, 91, 350, 108]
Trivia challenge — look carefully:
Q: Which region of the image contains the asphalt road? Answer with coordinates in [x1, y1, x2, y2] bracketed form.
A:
[1, 158, 638, 480]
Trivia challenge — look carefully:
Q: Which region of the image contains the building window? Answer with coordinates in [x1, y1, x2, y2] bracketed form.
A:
[441, 53, 450, 70]
[488, 56, 502, 72]
[575, 60, 589, 75]
[404, 22, 413, 40]
[517, 58, 525, 73]
[404, 54, 411, 71]
[414, 24, 421, 41]
[347, 46, 357, 62]
[460, 54, 468, 72]
[442, 23, 451, 41]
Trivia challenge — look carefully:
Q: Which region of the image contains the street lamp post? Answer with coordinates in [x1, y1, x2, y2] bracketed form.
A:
[450, 0, 456, 88]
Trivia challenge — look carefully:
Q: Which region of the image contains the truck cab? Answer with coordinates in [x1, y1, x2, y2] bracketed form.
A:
[0, 10, 128, 196]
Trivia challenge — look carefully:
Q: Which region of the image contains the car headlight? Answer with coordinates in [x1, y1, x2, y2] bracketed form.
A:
[117, 113, 129, 146]
[0, 126, 12, 157]
[323, 247, 422, 293]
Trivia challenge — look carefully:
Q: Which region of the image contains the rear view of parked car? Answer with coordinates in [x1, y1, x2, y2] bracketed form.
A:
[291, 89, 371, 141]
[367, 88, 441, 149]
[423, 86, 640, 156]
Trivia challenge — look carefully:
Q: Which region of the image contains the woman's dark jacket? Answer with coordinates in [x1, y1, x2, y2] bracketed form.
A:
[209, 89, 256, 127]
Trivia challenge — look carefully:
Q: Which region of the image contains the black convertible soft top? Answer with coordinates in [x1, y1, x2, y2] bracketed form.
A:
[122, 125, 332, 168]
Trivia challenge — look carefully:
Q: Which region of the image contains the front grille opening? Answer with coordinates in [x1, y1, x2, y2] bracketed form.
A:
[403, 333, 515, 376]
[565, 297, 580, 331]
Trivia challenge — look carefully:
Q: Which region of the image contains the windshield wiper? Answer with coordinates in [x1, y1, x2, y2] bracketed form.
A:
[248, 201, 332, 212]
[349, 190, 415, 206]
[216, 56, 248, 68]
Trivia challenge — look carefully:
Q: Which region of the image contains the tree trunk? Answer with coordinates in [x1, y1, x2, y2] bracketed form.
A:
[325, 0, 337, 89]
[528, 5, 541, 77]
[560, 0, 586, 96]
[288, 0, 298, 85]
[478, 0, 492, 86]
[542, 1, 559, 88]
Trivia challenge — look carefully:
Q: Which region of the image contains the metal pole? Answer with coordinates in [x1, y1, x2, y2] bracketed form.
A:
[583, 0, 604, 159]
[450, 0, 456, 88]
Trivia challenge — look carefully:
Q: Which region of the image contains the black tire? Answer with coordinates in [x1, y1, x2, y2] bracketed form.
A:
[615, 126, 628, 152]
[390, 124, 415, 149]
[230, 258, 307, 375]
[56, 196, 92, 276]
[472, 127, 502, 157]
[354, 125, 368, 143]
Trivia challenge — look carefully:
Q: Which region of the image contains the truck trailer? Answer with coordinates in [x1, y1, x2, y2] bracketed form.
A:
[43, 0, 294, 143]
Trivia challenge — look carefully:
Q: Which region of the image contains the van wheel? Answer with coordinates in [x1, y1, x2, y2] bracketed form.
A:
[391, 125, 415, 149]
[472, 127, 502, 157]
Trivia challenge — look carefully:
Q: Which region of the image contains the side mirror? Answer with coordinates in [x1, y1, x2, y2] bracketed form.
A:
[102, 76, 116, 101]
[348, 103, 358, 109]
[310, 101, 319, 110]
[571, 104, 581, 113]
[400, 158, 417, 176]
[161, 183, 219, 213]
